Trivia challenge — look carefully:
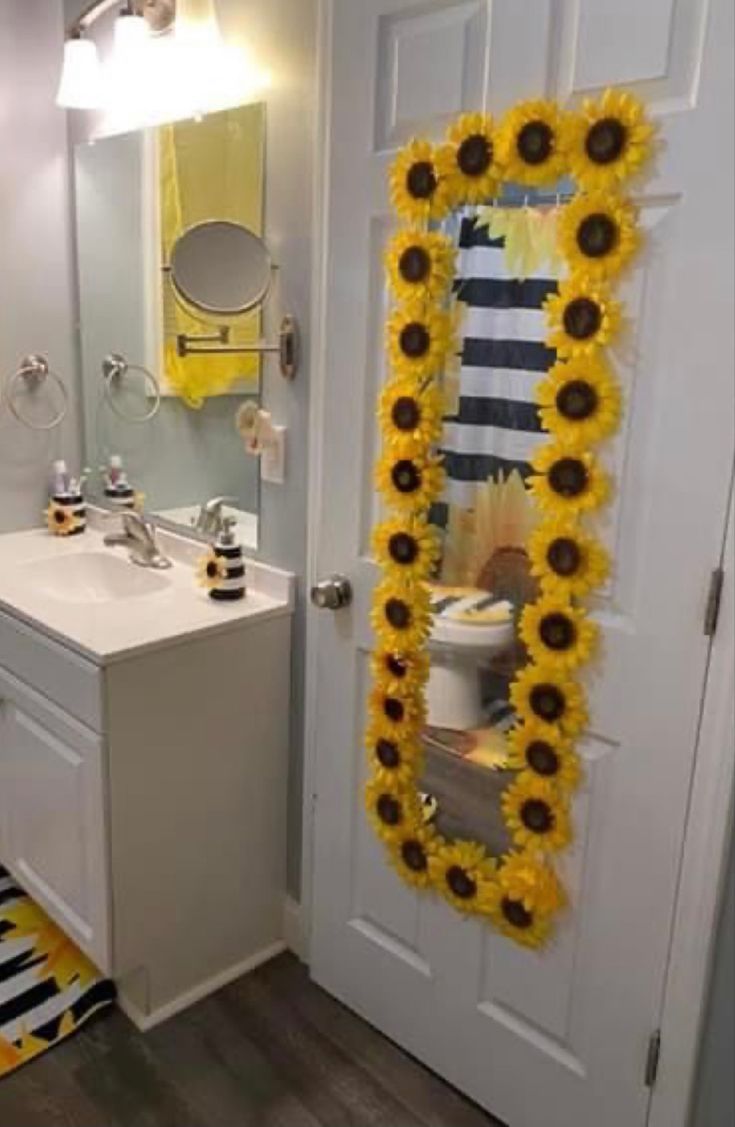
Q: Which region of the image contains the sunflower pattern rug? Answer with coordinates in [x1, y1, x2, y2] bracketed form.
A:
[0, 867, 115, 1078]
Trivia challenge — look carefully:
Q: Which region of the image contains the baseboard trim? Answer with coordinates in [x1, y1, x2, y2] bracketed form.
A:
[117, 940, 287, 1031]
[283, 894, 307, 962]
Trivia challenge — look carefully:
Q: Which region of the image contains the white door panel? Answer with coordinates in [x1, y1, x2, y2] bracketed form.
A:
[310, 1, 733, 1125]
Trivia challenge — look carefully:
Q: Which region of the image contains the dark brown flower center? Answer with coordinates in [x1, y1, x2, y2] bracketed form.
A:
[521, 798, 554, 834]
[446, 865, 477, 900]
[502, 897, 533, 930]
[530, 683, 566, 723]
[383, 696, 405, 723]
[385, 598, 412, 630]
[406, 160, 437, 200]
[585, 117, 627, 165]
[54, 510, 67, 524]
[457, 133, 492, 177]
[401, 840, 428, 872]
[391, 395, 421, 431]
[556, 379, 599, 420]
[563, 296, 602, 340]
[206, 561, 219, 579]
[388, 532, 419, 565]
[377, 793, 402, 826]
[376, 738, 400, 768]
[526, 740, 560, 777]
[385, 655, 407, 679]
[399, 245, 431, 283]
[546, 536, 582, 577]
[548, 457, 589, 498]
[400, 322, 431, 359]
[517, 120, 554, 165]
[391, 459, 421, 494]
[577, 212, 618, 258]
[539, 611, 576, 651]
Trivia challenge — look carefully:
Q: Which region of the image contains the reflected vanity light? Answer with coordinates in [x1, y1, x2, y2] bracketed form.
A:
[56, 35, 104, 110]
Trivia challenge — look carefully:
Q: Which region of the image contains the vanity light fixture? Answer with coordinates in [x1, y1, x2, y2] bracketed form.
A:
[56, 32, 105, 109]
[175, 0, 221, 46]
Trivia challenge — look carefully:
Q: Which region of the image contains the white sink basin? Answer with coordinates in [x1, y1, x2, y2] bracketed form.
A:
[25, 551, 172, 605]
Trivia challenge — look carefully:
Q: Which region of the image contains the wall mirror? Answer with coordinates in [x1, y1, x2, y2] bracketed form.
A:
[73, 102, 267, 548]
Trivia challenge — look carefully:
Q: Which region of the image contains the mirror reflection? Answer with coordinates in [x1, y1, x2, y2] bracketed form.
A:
[73, 102, 267, 548]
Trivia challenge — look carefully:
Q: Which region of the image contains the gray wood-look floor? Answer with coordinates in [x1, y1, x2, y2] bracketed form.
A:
[0, 953, 503, 1127]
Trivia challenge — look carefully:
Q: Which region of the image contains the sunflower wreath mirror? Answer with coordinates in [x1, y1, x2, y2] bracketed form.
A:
[367, 90, 655, 949]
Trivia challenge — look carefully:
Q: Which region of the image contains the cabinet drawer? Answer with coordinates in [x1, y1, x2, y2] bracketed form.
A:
[0, 609, 102, 732]
[0, 669, 111, 973]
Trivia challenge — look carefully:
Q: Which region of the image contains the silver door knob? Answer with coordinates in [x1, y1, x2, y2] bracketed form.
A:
[311, 574, 353, 610]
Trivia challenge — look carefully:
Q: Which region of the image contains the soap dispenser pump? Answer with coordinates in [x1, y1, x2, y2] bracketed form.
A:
[210, 516, 246, 602]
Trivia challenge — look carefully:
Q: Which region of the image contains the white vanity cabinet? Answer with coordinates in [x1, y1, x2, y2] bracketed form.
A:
[0, 530, 293, 1028]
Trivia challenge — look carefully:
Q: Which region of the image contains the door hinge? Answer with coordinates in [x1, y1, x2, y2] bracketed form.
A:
[704, 567, 725, 636]
[645, 1030, 662, 1088]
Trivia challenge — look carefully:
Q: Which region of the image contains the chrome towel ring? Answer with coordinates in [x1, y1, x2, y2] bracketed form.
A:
[4, 355, 69, 431]
[102, 353, 161, 423]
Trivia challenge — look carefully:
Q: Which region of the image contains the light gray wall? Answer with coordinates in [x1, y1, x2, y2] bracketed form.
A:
[0, 1, 81, 533]
[691, 832, 735, 1127]
[63, 0, 317, 897]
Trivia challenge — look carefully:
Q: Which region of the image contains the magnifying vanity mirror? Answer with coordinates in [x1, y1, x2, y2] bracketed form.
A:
[73, 102, 274, 549]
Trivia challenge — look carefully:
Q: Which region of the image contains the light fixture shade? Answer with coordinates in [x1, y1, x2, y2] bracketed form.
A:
[113, 12, 150, 60]
[56, 37, 104, 109]
[176, 0, 222, 45]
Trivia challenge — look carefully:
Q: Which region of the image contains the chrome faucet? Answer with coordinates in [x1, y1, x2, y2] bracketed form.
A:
[193, 496, 237, 539]
[103, 511, 172, 570]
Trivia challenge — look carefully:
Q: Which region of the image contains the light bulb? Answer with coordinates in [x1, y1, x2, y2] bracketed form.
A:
[113, 10, 150, 61]
[56, 37, 104, 109]
[176, 0, 222, 46]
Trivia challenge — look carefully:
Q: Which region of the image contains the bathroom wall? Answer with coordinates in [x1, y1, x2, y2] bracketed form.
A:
[63, 0, 318, 897]
[0, 1, 81, 534]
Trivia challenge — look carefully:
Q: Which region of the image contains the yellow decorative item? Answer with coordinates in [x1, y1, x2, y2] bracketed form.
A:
[196, 548, 228, 589]
[536, 356, 621, 446]
[45, 501, 80, 537]
[387, 301, 454, 381]
[385, 229, 456, 302]
[565, 87, 655, 191]
[520, 595, 598, 671]
[160, 104, 265, 408]
[544, 274, 622, 358]
[436, 112, 500, 205]
[389, 138, 452, 225]
[497, 99, 568, 186]
[366, 93, 648, 949]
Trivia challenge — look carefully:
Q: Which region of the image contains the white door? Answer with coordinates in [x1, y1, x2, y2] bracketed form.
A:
[308, 3, 734, 1126]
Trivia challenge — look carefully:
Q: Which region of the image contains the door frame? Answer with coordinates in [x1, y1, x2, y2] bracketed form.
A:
[300, 5, 735, 1126]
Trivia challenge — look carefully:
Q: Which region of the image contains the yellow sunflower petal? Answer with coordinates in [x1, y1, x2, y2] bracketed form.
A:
[428, 840, 499, 916]
[375, 448, 446, 513]
[389, 138, 453, 225]
[387, 301, 454, 382]
[557, 191, 640, 280]
[501, 772, 573, 853]
[535, 356, 622, 445]
[378, 377, 445, 457]
[507, 720, 583, 791]
[528, 440, 610, 517]
[385, 230, 456, 302]
[519, 594, 599, 672]
[565, 88, 656, 191]
[372, 515, 440, 581]
[497, 99, 568, 187]
[543, 274, 622, 358]
[435, 112, 500, 205]
[510, 661, 588, 738]
[528, 515, 610, 598]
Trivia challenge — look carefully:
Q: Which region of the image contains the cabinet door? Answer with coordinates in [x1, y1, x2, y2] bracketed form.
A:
[0, 681, 110, 972]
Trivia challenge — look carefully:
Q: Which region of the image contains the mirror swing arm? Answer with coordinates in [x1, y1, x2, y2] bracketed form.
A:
[173, 313, 299, 381]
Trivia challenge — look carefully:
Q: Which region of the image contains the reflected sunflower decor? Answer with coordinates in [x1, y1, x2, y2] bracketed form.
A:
[366, 89, 652, 949]
[196, 549, 228, 590]
[45, 501, 81, 538]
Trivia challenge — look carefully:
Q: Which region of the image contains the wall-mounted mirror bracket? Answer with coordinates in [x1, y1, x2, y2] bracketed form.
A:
[176, 314, 299, 380]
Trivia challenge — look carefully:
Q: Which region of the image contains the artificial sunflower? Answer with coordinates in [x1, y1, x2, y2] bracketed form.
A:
[387, 823, 444, 889]
[365, 777, 422, 846]
[535, 356, 621, 446]
[557, 191, 639, 280]
[375, 448, 446, 513]
[510, 661, 588, 738]
[372, 515, 440, 581]
[196, 549, 228, 589]
[502, 773, 572, 853]
[435, 113, 500, 204]
[368, 682, 425, 744]
[529, 441, 609, 516]
[489, 852, 566, 949]
[371, 575, 432, 652]
[507, 720, 582, 791]
[565, 88, 655, 191]
[370, 646, 430, 697]
[519, 594, 599, 672]
[366, 723, 423, 788]
[385, 230, 455, 302]
[528, 515, 610, 598]
[497, 99, 568, 186]
[544, 274, 622, 358]
[428, 840, 498, 916]
[387, 301, 454, 381]
[45, 502, 81, 537]
[389, 138, 452, 225]
[378, 378, 445, 457]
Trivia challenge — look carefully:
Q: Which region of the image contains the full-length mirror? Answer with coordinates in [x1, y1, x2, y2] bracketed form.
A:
[73, 102, 267, 548]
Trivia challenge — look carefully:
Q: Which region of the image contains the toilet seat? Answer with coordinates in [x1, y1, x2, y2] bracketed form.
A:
[428, 586, 515, 652]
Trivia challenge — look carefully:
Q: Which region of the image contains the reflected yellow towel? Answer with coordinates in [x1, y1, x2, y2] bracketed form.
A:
[160, 104, 265, 408]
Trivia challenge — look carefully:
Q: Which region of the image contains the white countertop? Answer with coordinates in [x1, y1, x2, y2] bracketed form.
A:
[0, 519, 294, 666]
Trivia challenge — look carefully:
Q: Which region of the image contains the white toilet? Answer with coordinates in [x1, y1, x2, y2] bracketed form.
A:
[426, 586, 515, 731]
